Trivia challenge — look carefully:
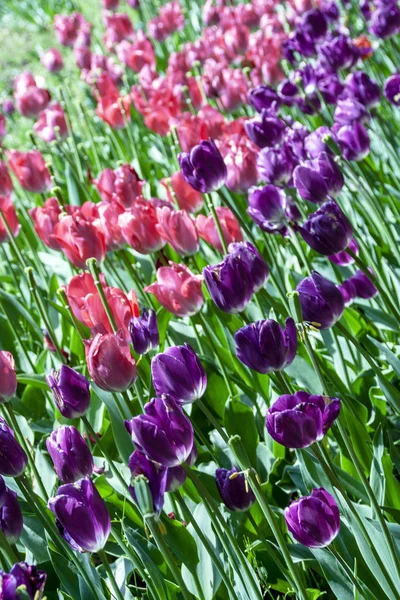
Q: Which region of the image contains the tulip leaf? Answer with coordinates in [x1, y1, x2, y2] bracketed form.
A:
[0, 289, 43, 339]
[367, 337, 400, 378]
[371, 424, 386, 516]
[161, 514, 199, 571]
[224, 398, 259, 467]
[48, 546, 81, 599]
[92, 385, 133, 465]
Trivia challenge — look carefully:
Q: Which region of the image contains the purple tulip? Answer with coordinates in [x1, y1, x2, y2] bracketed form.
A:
[266, 391, 341, 448]
[337, 279, 357, 305]
[129, 308, 159, 355]
[384, 74, 400, 106]
[328, 237, 359, 266]
[294, 153, 344, 204]
[285, 488, 340, 548]
[46, 426, 94, 484]
[278, 79, 299, 106]
[317, 73, 344, 104]
[125, 395, 194, 467]
[370, 3, 400, 38]
[46, 365, 91, 419]
[228, 241, 269, 292]
[304, 126, 332, 158]
[215, 467, 256, 512]
[166, 445, 197, 493]
[318, 34, 359, 72]
[247, 185, 288, 234]
[203, 253, 254, 313]
[0, 488, 23, 544]
[342, 72, 380, 108]
[322, 1, 340, 21]
[151, 343, 207, 404]
[301, 9, 328, 40]
[247, 85, 281, 113]
[0, 417, 28, 477]
[0, 476, 6, 505]
[299, 201, 353, 256]
[178, 139, 227, 194]
[244, 110, 286, 148]
[0, 562, 47, 600]
[128, 450, 167, 515]
[257, 145, 296, 186]
[285, 123, 309, 161]
[235, 318, 298, 374]
[361, 0, 372, 20]
[48, 477, 111, 553]
[349, 270, 378, 299]
[334, 122, 370, 161]
[297, 271, 344, 329]
[334, 98, 370, 126]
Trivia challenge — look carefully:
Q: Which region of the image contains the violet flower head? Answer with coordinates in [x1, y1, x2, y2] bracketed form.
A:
[151, 343, 207, 404]
[297, 271, 344, 329]
[304, 126, 332, 158]
[48, 477, 111, 553]
[247, 85, 281, 113]
[228, 241, 269, 292]
[244, 110, 286, 149]
[334, 122, 370, 162]
[334, 98, 370, 126]
[328, 237, 359, 266]
[235, 318, 298, 374]
[247, 185, 288, 234]
[46, 426, 94, 484]
[266, 391, 341, 448]
[128, 450, 167, 515]
[337, 279, 357, 305]
[370, 2, 400, 38]
[342, 71, 380, 108]
[215, 467, 255, 512]
[299, 200, 353, 256]
[301, 9, 329, 41]
[125, 395, 194, 467]
[257, 145, 296, 186]
[0, 562, 47, 600]
[317, 72, 344, 104]
[294, 152, 344, 204]
[285, 488, 340, 548]
[318, 34, 359, 72]
[179, 139, 227, 193]
[46, 365, 91, 419]
[129, 308, 159, 355]
[349, 270, 378, 299]
[0, 416, 28, 477]
[384, 74, 400, 106]
[0, 487, 23, 544]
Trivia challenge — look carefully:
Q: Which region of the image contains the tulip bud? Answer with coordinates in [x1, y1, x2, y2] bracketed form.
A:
[257, 145, 295, 186]
[129, 308, 159, 355]
[299, 201, 353, 256]
[53, 214, 106, 269]
[145, 263, 203, 317]
[151, 343, 207, 403]
[0, 351, 17, 403]
[266, 391, 341, 448]
[128, 450, 167, 515]
[334, 98, 370, 126]
[6, 150, 51, 193]
[247, 185, 288, 234]
[0, 488, 23, 543]
[228, 241, 269, 292]
[301, 9, 328, 40]
[247, 85, 281, 113]
[161, 171, 204, 213]
[47, 365, 91, 419]
[46, 426, 94, 484]
[179, 139, 227, 193]
[85, 331, 137, 392]
[297, 271, 344, 329]
[235, 318, 298, 374]
[48, 477, 111, 552]
[370, 3, 400, 39]
[342, 71, 380, 108]
[203, 253, 254, 314]
[384, 74, 400, 106]
[156, 206, 199, 256]
[285, 488, 340, 548]
[328, 237, 359, 266]
[334, 122, 370, 162]
[0, 416, 28, 477]
[337, 279, 357, 305]
[125, 395, 194, 467]
[215, 467, 255, 512]
[41, 48, 64, 73]
[118, 198, 166, 255]
[0, 161, 13, 196]
[0, 562, 47, 599]
[349, 270, 378, 299]
[244, 110, 286, 148]
[294, 153, 344, 204]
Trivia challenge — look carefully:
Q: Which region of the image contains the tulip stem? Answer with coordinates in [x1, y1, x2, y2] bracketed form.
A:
[205, 193, 228, 254]
[98, 549, 125, 600]
[0, 531, 20, 567]
[86, 258, 118, 333]
[328, 545, 374, 599]
[288, 227, 312, 276]
[56, 287, 87, 344]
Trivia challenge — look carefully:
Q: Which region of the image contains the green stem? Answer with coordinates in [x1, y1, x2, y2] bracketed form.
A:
[328, 546, 375, 599]
[98, 549, 125, 600]
[205, 192, 228, 254]
[86, 258, 118, 332]
[0, 531, 20, 566]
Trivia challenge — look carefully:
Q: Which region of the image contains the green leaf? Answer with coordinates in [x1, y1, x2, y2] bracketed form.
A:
[370, 424, 385, 515]
[224, 398, 259, 466]
[92, 385, 133, 465]
[368, 337, 400, 378]
[161, 515, 199, 571]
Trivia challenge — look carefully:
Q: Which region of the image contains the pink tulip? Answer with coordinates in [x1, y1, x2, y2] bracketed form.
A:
[156, 206, 199, 256]
[13, 72, 36, 96]
[145, 262, 203, 317]
[161, 171, 204, 213]
[0, 115, 6, 139]
[197, 105, 225, 139]
[176, 113, 209, 153]
[102, 0, 119, 9]
[29, 197, 62, 250]
[85, 331, 137, 392]
[0, 162, 13, 197]
[96, 93, 131, 129]
[116, 33, 156, 73]
[95, 164, 143, 207]
[6, 150, 52, 193]
[41, 48, 64, 73]
[54, 13, 89, 47]
[148, 1, 185, 42]
[103, 13, 134, 50]
[53, 214, 106, 269]
[0, 196, 20, 243]
[15, 86, 51, 118]
[196, 207, 243, 252]
[0, 351, 17, 402]
[97, 202, 125, 251]
[217, 127, 258, 192]
[118, 198, 166, 254]
[74, 45, 92, 70]
[33, 102, 68, 143]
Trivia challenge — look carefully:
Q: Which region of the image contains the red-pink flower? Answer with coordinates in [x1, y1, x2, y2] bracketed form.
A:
[6, 150, 52, 193]
[0, 115, 6, 139]
[116, 33, 156, 73]
[217, 130, 258, 192]
[85, 331, 137, 392]
[95, 164, 143, 207]
[13, 72, 36, 95]
[41, 48, 64, 73]
[0, 196, 19, 243]
[197, 105, 225, 139]
[33, 102, 68, 143]
[148, 1, 185, 42]
[145, 262, 203, 317]
[29, 197, 62, 250]
[218, 68, 249, 112]
[103, 13, 134, 50]
[102, 0, 119, 9]
[97, 201, 125, 251]
[74, 45, 92, 70]
[0, 351, 17, 402]
[156, 206, 199, 256]
[176, 113, 209, 153]
[54, 12, 89, 47]
[161, 171, 204, 213]
[196, 206, 243, 252]
[223, 25, 250, 58]
[0, 162, 13, 197]
[96, 93, 131, 129]
[15, 85, 51, 118]
[66, 272, 139, 337]
[53, 214, 106, 269]
[118, 198, 166, 254]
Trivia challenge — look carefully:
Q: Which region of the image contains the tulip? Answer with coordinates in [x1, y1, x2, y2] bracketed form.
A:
[176, 113, 208, 154]
[85, 331, 137, 392]
[299, 201, 353, 256]
[342, 72, 380, 109]
[6, 150, 51, 193]
[151, 343, 207, 403]
[166, 444, 197, 493]
[244, 110, 286, 149]
[96, 93, 131, 129]
[125, 395, 194, 467]
[115, 34, 155, 72]
[161, 171, 204, 213]
[215, 467, 256, 512]
[384, 74, 400, 106]
[285, 488, 340, 548]
[0, 161, 13, 196]
[220, 135, 258, 193]
[228, 241, 269, 292]
[304, 126, 331, 159]
[203, 253, 254, 314]
[0, 196, 19, 244]
[95, 164, 144, 208]
[0, 351, 17, 403]
[119, 198, 166, 254]
[128, 450, 167, 515]
[103, 13, 134, 49]
[235, 318, 297, 374]
[179, 139, 227, 194]
[319, 34, 359, 71]
[301, 8, 328, 40]
[33, 102, 68, 143]
[0, 562, 47, 599]
[317, 73, 344, 105]
[334, 122, 370, 162]
[334, 98, 370, 126]
[29, 197, 62, 250]
[266, 391, 341, 448]
[248, 85, 281, 113]
[0, 488, 23, 543]
[46, 426, 94, 484]
[2, 99, 14, 115]
[370, 3, 400, 39]
[129, 308, 159, 355]
[297, 271, 344, 329]
[145, 262, 203, 317]
[0, 416, 28, 477]
[257, 145, 295, 186]
[156, 206, 199, 256]
[54, 12, 89, 46]
[294, 153, 344, 204]
[337, 279, 357, 305]
[47, 365, 91, 419]
[53, 214, 106, 269]
[41, 48, 64, 72]
[15, 85, 51, 118]
[148, 1, 184, 42]
[196, 207, 243, 253]
[247, 184, 288, 234]
[48, 477, 111, 552]
[97, 201, 125, 251]
[349, 270, 378, 299]
[328, 237, 359, 266]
